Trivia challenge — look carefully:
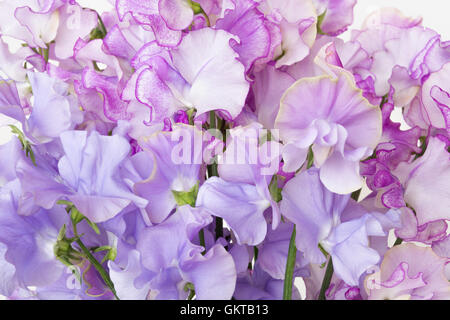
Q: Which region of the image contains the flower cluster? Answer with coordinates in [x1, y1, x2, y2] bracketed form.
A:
[0, 0, 448, 300]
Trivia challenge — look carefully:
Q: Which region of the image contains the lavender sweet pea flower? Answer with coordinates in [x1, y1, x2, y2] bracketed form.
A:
[196, 177, 271, 246]
[108, 250, 153, 300]
[132, 125, 202, 224]
[365, 244, 450, 300]
[0, 184, 67, 291]
[0, 71, 82, 145]
[136, 205, 236, 300]
[275, 69, 382, 194]
[0, 242, 17, 297]
[208, 124, 282, 236]
[258, 222, 309, 280]
[280, 168, 348, 264]
[57, 130, 148, 222]
[234, 263, 301, 300]
[16, 130, 147, 223]
[26, 72, 83, 143]
[281, 168, 392, 286]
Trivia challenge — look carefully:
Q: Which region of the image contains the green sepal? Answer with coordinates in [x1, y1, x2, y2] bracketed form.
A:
[269, 175, 282, 203]
[184, 282, 195, 292]
[93, 246, 118, 264]
[188, 1, 203, 14]
[58, 200, 101, 235]
[306, 146, 314, 169]
[172, 182, 199, 207]
[90, 27, 106, 40]
[318, 243, 329, 257]
[317, 10, 327, 35]
[184, 282, 196, 300]
[9, 125, 36, 165]
[53, 224, 82, 267]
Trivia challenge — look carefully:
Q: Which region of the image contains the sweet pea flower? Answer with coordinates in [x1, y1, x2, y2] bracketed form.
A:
[257, 0, 317, 68]
[274, 68, 382, 194]
[393, 136, 450, 227]
[280, 168, 398, 286]
[16, 130, 148, 223]
[365, 244, 450, 300]
[130, 125, 203, 224]
[133, 205, 236, 300]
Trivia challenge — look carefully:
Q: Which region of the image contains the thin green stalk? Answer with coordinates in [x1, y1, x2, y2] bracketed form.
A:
[73, 222, 118, 300]
[318, 257, 334, 300]
[75, 239, 120, 300]
[214, 217, 223, 240]
[208, 111, 222, 240]
[283, 226, 297, 300]
[393, 237, 403, 246]
[199, 229, 206, 254]
[351, 188, 361, 201]
[97, 13, 107, 36]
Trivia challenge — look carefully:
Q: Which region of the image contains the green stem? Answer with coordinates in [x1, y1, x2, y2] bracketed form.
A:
[351, 189, 361, 201]
[283, 226, 297, 300]
[318, 257, 334, 300]
[214, 217, 223, 240]
[393, 237, 403, 246]
[97, 13, 107, 36]
[199, 229, 206, 254]
[207, 111, 222, 240]
[75, 239, 119, 300]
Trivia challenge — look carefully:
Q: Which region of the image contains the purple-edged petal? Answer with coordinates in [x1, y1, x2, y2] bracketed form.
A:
[216, 0, 271, 72]
[365, 244, 450, 300]
[116, 0, 182, 47]
[158, 0, 193, 31]
[394, 137, 450, 226]
[82, 68, 130, 121]
[275, 71, 381, 193]
[171, 28, 249, 119]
